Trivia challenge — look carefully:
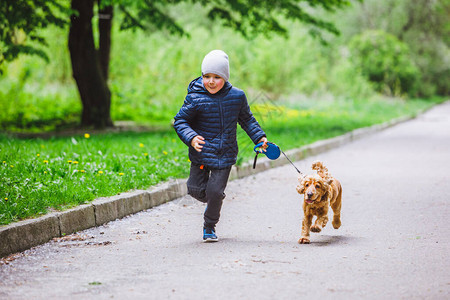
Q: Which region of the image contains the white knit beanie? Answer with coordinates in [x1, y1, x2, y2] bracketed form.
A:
[201, 50, 230, 81]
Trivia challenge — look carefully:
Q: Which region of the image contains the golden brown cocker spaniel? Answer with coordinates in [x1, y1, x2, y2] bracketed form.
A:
[296, 161, 342, 244]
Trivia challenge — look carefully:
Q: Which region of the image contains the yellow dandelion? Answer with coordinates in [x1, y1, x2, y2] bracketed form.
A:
[73, 161, 79, 164]
[43, 160, 49, 164]
[119, 173, 124, 176]
[2, 161, 5, 164]
[139, 143, 144, 148]
[80, 170, 86, 173]
[98, 171, 104, 174]
[84, 133, 90, 139]
[44, 171, 47, 174]
[144, 153, 148, 156]
[4, 198, 8, 201]
[10, 165, 14, 168]
[67, 160, 72, 164]
[163, 151, 168, 155]
[37, 154, 40, 157]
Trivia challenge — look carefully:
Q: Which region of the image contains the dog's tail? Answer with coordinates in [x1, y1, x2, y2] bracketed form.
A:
[312, 161, 332, 181]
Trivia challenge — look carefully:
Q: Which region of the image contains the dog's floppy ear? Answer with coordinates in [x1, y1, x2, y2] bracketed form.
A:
[296, 184, 305, 194]
[321, 180, 332, 201]
[296, 176, 306, 194]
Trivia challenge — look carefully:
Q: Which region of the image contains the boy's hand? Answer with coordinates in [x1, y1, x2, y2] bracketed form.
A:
[191, 135, 205, 152]
[258, 137, 268, 152]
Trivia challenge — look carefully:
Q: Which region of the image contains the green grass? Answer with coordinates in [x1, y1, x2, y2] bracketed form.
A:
[0, 96, 444, 225]
[0, 130, 188, 225]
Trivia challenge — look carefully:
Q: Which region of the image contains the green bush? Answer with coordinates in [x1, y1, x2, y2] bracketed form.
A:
[348, 30, 420, 97]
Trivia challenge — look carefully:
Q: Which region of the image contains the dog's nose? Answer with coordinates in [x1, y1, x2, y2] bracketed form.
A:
[307, 192, 314, 198]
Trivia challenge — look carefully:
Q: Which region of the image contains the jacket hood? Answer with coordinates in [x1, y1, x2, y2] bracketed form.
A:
[187, 76, 232, 96]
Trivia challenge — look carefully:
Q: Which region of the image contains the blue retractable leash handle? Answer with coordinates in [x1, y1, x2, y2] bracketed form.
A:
[253, 142, 303, 175]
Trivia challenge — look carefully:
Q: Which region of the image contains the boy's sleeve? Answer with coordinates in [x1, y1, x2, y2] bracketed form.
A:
[238, 94, 266, 144]
[173, 95, 199, 146]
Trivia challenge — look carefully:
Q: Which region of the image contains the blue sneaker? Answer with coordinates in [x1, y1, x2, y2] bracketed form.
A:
[203, 227, 218, 242]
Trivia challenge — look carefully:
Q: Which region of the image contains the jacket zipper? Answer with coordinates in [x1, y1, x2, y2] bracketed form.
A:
[218, 97, 224, 168]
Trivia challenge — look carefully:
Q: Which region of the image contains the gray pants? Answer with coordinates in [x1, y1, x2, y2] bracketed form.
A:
[187, 163, 232, 228]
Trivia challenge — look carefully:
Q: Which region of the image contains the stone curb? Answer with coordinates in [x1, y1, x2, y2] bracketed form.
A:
[0, 114, 416, 258]
[0, 214, 60, 258]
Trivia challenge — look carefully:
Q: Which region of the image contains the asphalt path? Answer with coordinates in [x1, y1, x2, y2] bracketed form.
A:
[1, 102, 449, 299]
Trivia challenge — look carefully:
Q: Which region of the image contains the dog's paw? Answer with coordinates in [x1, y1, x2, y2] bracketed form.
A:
[298, 237, 310, 244]
[310, 225, 322, 233]
[332, 217, 341, 229]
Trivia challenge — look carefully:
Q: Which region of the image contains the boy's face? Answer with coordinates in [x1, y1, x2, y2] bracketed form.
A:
[202, 73, 225, 94]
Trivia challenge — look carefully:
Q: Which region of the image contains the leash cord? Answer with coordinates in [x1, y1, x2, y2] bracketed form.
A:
[252, 143, 303, 175]
[280, 150, 303, 175]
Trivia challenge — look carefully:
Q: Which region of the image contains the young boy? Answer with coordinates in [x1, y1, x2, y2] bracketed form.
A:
[173, 50, 268, 242]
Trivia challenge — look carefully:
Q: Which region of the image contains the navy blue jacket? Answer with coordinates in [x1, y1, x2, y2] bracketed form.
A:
[174, 77, 266, 169]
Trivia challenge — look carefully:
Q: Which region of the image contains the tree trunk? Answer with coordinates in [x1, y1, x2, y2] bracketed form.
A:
[69, 0, 113, 129]
[98, 1, 113, 80]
